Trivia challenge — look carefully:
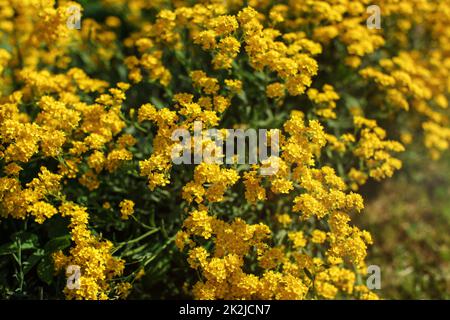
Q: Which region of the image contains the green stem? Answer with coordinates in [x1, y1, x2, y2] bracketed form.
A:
[130, 215, 154, 230]
[142, 235, 175, 268]
[112, 228, 160, 254]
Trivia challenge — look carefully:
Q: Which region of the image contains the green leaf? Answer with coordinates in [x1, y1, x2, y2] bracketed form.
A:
[37, 255, 54, 285]
[150, 96, 165, 109]
[46, 216, 70, 238]
[0, 232, 39, 255]
[343, 94, 360, 109]
[23, 249, 45, 275]
[12, 232, 39, 250]
[44, 235, 71, 253]
[0, 243, 15, 256]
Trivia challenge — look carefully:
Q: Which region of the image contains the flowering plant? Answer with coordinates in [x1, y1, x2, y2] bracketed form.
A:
[0, 0, 449, 300]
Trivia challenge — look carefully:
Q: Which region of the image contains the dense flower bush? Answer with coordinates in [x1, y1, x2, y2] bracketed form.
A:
[0, 0, 449, 300]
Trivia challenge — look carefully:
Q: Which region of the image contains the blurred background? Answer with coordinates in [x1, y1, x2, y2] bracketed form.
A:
[357, 146, 450, 299]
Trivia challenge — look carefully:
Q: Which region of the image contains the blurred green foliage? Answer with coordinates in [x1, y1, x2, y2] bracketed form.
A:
[358, 147, 450, 299]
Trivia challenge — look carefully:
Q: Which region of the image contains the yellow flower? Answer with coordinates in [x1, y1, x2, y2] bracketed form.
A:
[119, 200, 135, 220]
[311, 230, 327, 244]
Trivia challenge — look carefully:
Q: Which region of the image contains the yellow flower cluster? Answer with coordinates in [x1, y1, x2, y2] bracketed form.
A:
[360, 50, 450, 159]
[0, 0, 449, 300]
[119, 199, 135, 220]
[353, 116, 405, 181]
[177, 111, 374, 300]
[183, 163, 239, 204]
[307, 84, 340, 119]
[0, 1, 138, 299]
[53, 202, 127, 300]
